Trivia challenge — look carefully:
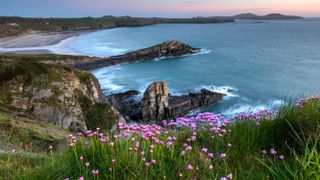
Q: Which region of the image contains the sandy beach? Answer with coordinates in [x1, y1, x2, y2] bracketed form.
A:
[0, 30, 92, 48]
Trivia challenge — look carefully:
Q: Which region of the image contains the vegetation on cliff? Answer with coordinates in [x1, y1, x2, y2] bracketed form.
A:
[0, 58, 123, 133]
[0, 16, 234, 38]
[0, 96, 318, 179]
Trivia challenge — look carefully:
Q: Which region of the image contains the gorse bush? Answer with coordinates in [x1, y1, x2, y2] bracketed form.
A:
[1, 96, 320, 180]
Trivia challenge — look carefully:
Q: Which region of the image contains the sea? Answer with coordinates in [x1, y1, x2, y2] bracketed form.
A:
[3, 19, 320, 116]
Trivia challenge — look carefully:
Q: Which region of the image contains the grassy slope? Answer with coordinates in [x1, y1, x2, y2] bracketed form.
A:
[0, 16, 233, 38]
[0, 98, 317, 179]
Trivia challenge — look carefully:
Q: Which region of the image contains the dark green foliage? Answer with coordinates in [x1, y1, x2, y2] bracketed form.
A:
[85, 103, 119, 131]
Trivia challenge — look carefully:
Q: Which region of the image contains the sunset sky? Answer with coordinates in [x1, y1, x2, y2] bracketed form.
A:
[1, 0, 320, 17]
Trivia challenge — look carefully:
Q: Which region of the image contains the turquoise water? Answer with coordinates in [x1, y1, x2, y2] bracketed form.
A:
[68, 19, 320, 116]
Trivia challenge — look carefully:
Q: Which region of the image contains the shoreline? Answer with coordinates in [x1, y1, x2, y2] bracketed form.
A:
[0, 30, 98, 48]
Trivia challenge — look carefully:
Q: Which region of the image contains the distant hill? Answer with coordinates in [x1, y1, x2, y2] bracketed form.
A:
[233, 13, 303, 20]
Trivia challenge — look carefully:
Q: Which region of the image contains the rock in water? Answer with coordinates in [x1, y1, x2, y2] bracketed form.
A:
[141, 81, 169, 123]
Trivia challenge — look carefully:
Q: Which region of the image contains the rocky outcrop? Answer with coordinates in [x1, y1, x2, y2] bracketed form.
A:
[168, 89, 224, 117]
[74, 40, 201, 70]
[0, 59, 125, 132]
[109, 81, 225, 123]
[141, 82, 169, 123]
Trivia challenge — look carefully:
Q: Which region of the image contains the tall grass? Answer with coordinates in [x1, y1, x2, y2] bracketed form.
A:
[1, 96, 319, 180]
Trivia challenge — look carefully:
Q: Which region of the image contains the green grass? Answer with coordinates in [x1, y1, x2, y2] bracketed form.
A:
[1, 98, 319, 179]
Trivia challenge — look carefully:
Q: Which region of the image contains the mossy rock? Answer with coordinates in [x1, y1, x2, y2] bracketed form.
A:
[0, 107, 70, 151]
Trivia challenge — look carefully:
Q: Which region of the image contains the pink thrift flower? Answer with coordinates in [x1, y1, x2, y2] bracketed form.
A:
[279, 155, 284, 160]
[208, 153, 214, 158]
[220, 153, 227, 159]
[111, 159, 116, 164]
[80, 156, 84, 161]
[208, 164, 213, 170]
[180, 151, 186, 156]
[186, 146, 192, 151]
[227, 173, 233, 179]
[109, 142, 115, 147]
[262, 150, 267, 154]
[221, 177, 227, 180]
[91, 169, 99, 175]
[187, 164, 193, 170]
[270, 148, 277, 155]
[140, 151, 145, 156]
[79, 177, 84, 180]
[85, 162, 90, 167]
[227, 143, 232, 147]
[145, 162, 150, 168]
[151, 159, 156, 164]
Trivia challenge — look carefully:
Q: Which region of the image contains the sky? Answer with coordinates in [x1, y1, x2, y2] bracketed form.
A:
[0, 0, 319, 18]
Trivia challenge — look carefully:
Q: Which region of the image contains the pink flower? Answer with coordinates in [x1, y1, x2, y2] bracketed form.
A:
[262, 150, 267, 154]
[140, 151, 145, 156]
[279, 155, 284, 160]
[208, 164, 213, 170]
[221, 177, 227, 180]
[227, 173, 233, 179]
[270, 148, 277, 155]
[186, 146, 192, 151]
[109, 142, 115, 147]
[208, 153, 214, 158]
[108, 167, 112, 171]
[79, 177, 84, 180]
[227, 143, 232, 147]
[220, 153, 227, 159]
[85, 162, 90, 167]
[151, 159, 156, 164]
[80, 156, 84, 161]
[128, 147, 133, 152]
[166, 141, 173, 148]
[187, 164, 193, 170]
[180, 151, 186, 156]
[201, 147, 208, 153]
[111, 159, 116, 164]
[145, 162, 150, 168]
[91, 169, 99, 175]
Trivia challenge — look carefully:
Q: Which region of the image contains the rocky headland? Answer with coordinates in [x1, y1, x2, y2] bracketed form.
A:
[74, 40, 201, 70]
[0, 40, 222, 150]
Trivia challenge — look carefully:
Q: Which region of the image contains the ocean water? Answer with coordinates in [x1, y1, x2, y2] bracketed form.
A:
[71, 19, 320, 116]
[20, 19, 320, 116]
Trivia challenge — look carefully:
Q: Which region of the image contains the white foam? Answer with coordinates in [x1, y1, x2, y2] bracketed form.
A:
[193, 48, 212, 55]
[201, 85, 238, 98]
[222, 99, 285, 116]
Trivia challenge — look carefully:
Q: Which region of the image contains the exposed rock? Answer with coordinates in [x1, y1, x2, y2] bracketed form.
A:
[0, 59, 125, 132]
[109, 82, 225, 123]
[168, 89, 224, 118]
[74, 40, 201, 70]
[141, 82, 169, 123]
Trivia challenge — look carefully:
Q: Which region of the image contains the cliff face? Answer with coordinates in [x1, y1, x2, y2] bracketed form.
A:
[0, 59, 124, 132]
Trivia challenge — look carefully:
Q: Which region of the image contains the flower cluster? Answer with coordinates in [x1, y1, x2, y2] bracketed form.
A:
[163, 112, 230, 130]
[295, 96, 320, 108]
[234, 109, 273, 122]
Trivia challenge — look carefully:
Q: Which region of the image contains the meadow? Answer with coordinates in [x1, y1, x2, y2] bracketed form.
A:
[1, 96, 319, 180]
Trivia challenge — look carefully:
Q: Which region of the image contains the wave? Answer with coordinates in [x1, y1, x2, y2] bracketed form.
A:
[222, 99, 285, 116]
[200, 85, 238, 99]
[193, 48, 213, 55]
